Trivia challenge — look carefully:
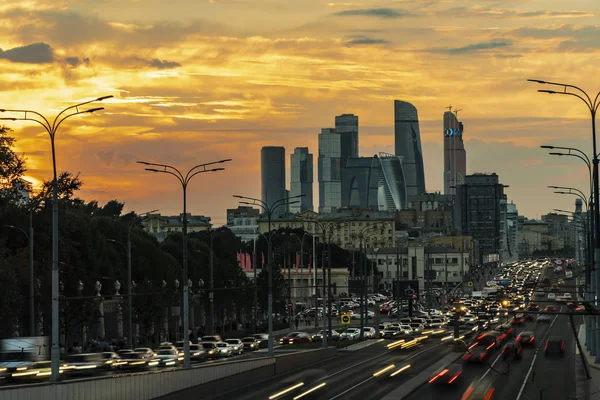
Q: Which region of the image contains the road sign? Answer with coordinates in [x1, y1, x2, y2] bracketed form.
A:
[287, 302, 293, 309]
[393, 280, 419, 299]
[468, 281, 474, 287]
[341, 314, 351, 325]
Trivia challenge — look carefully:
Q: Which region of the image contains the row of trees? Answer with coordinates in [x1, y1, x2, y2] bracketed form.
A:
[0, 127, 372, 343]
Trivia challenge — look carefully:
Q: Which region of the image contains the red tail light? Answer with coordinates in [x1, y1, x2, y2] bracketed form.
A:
[545, 342, 549, 350]
[478, 352, 487, 360]
[429, 369, 449, 383]
[516, 337, 521, 342]
[530, 337, 535, 343]
[486, 343, 495, 350]
[560, 341, 565, 351]
[484, 388, 495, 400]
[448, 371, 462, 384]
[463, 354, 472, 361]
[468, 342, 478, 350]
[462, 387, 475, 400]
[477, 334, 488, 340]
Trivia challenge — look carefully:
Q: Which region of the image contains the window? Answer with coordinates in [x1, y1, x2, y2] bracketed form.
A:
[452, 258, 458, 264]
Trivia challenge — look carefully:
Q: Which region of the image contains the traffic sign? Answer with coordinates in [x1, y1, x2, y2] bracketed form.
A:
[287, 302, 293, 309]
[341, 314, 351, 325]
[468, 281, 474, 287]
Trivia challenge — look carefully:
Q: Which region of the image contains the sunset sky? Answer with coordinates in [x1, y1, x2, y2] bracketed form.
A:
[1, 0, 599, 225]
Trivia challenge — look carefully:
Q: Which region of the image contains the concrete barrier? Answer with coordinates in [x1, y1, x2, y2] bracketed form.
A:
[0, 357, 275, 400]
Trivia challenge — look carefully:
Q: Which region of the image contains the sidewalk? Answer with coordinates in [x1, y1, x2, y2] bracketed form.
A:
[576, 324, 600, 400]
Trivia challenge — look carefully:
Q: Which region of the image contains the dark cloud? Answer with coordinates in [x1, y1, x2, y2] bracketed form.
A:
[148, 59, 181, 69]
[438, 39, 513, 54]
[64, 56, 90, 67]
[345, 36, 390, 46]
[333, 8, 410, 19]
[0, 42, 53, 63]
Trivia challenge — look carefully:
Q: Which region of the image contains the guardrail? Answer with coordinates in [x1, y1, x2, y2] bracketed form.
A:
[0, 357, 275, 400]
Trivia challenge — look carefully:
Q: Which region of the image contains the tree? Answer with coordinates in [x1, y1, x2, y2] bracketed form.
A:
[0, 126, 28, 205]
[36, 171, 83, 202]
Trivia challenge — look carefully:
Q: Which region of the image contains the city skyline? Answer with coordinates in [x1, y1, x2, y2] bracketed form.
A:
[0, 0, 597, 224]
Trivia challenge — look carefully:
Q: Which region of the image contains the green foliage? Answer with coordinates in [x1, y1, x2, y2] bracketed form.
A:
[0, 126, 28, 205]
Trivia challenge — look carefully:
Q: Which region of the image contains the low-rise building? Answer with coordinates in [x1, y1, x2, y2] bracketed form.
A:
[226, 206, 260, 243]
[142, 213, 211, 242]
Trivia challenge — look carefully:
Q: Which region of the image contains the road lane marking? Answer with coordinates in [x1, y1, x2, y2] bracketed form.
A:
[269, 382, 304, 399]
[293, 382, 326, 400]
[515, 308, 560, 400]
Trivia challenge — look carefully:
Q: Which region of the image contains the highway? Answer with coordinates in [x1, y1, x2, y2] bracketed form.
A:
[406, 262, 580, 400]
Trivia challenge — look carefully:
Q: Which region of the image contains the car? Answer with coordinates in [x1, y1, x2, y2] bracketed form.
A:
[362, 327, 376, 339]
[200, 342, 220, 359]
[63, 353, 110, 375]
[225, 339, 244, 355]
[537, 314, 551, 323]
[462, 378, 496, 400]
[188, 344, 207, 362]
[428, 363, 463, 385]
[201, 335, 223, 343]
[510, 314, 525, 325]
[253, 333, 271, 349]
[100, 352, 121, 368]
[545, 336, 565, 356]
[463, 345, 491, 363]
[279, 331, 312, 345]
[516, 331, 535, 345]
[216, 342, 234, 357]
[340, 328, 361, 340]
[133, 348, 156, 359]
[241, 337, 260, 351]
[311, 329, 340, 342]
[545, 305, 557, 312]
[159, 342, 178, 352]
[382, 326, 401, 339]
[155, 349, 180, 367]
[562, 293, 572, 300]
[114, 351, 160, 370]
[501, 341, 522, 361]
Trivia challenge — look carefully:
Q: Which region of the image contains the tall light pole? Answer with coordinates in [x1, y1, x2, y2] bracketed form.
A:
[1, 95, 112, 381]
[4, 223, 34, 336]
[107, 210, 158, 348]
[138, 159, 231, 368]
[233, 194, 303, 356]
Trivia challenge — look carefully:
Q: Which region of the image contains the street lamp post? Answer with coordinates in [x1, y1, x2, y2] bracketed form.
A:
[138, 159, 230, 368]
[233, 194, 303, 356]
[1, 95, 112, 381]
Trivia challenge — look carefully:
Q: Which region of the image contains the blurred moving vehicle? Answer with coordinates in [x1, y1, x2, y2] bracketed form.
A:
[462, 378, 496, 400]
[201, 335, 223, 343]
[216, 342, 234, 357]
[279, 332, 312, 345]
[114, 351, 159, 370]
[537, 314, 551, 323]
[188, 344, 207, 362]
[516, 331, 535, 345]
[340, 328, 361, 340]
[428, 363, 463, 385]
[155, 349, 180, 367]
[253, 333, 272, 349]
[225, 339, 244, 355]
[63, 353, 113, 375]
[501, 341, 522, 361]
[200, 342, 220, 359]
[545, 336, 565, 356]
[241, 337, 260, 351]
[311, 330, 340, 342]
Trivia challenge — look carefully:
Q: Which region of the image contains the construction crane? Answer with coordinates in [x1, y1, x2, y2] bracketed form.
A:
[446, 105, 453, 112]
[454, 109, 462, 118]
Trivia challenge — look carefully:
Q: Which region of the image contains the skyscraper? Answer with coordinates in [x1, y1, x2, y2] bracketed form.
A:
[394, 100, 426, 196]
[318, 128, 342, 213]
[443, 109, 467, 195]
[261, 146, 286, 212]
[454, 173, 505, 263]
[341, 153, 407, 211]
[290, 147, 313, 213]
[335, 113, 359, 165]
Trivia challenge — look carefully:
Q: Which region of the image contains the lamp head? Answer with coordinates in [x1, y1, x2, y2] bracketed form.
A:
[86, 107, 104, 113]
[538, 89, 557, 94]
[137, 161, 151, 165]
[96, 95, 114, 101]
[527, 79, 546, 84]
[540, 145, 554, 149]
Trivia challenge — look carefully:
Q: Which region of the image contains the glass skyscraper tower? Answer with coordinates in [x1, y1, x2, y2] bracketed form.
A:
[261, 146, 286, 211]
[318, 128, 342, 213]
[290, 147, 313, 213]
[443, 109, 466, 195]
[394, 100, 426, 196]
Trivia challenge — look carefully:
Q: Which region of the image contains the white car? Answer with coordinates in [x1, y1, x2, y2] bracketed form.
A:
[399, 324, 413, 335]
[562, 293, 572, 300]
[547, 293, 556, 300]
[340, 328, 361, 340]
[362, 327, 376, 339]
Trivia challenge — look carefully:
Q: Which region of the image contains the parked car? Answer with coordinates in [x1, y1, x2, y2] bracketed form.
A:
[225, 339, 244, 355]
[241, 337, 260, 351]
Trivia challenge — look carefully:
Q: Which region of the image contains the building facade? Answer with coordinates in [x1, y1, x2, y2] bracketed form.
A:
[407, 193, 454, 212]
[335, 113, 359, 166]
[318, 128, 342, 213]
[506, 201, 519, 261]
[443, 110, 467, 195]
[258, 210, 396, 249]
[394, 100, 426, 196]
[518, 220, 565, 256]
[290, 147, 314, 213]
[541, 212, 572, 250]
[261, 146, 286, 212]
[454, 173, 506, 264]
[143, 213, 211, 242]
[226, 206, 260, 243]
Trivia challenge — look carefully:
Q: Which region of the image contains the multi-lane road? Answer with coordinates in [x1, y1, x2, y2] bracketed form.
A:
[407, 262, 581, 400]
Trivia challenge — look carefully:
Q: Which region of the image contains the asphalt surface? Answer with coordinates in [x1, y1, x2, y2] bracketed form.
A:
[210, 336, 458, 400]
[406, 262, 580, 400]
